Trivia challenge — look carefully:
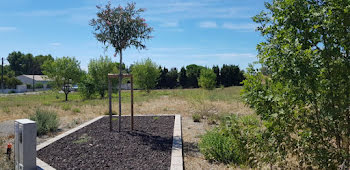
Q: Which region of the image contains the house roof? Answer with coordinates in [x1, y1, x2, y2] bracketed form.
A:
[17, 75, 50, 81]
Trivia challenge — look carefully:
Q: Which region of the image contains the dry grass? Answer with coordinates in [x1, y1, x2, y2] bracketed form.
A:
[0, 87, 253, 169]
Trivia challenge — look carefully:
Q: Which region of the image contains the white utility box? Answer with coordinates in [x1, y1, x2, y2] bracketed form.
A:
[15, 119, 37, 170]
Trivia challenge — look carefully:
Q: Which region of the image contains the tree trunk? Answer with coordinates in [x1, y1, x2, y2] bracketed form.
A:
[65, 93, 68, 101]
[118, 50, 122, 132]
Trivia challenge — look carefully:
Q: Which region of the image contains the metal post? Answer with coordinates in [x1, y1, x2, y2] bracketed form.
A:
[1, 57, 4, 93]
[108, 78, 112, 131]
[131, 75, 134, 130]
[32, 72, 34, 92]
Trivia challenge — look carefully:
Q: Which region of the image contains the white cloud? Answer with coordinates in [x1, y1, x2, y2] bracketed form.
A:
[50, 42, 61, 46]
[0, 26, 16, 31]
[159, 21, 178, 27]
[222, 23, 258, 31]
[199, 21, 217, 28]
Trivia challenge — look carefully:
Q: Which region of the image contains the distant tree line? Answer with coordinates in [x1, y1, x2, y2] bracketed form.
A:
[1, 51, 54, 89]
[5, 51, 54, 76]
[156, 64, 245, 89]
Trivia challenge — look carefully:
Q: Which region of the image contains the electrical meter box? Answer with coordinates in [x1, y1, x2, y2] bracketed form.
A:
[15, 119, 37, 170]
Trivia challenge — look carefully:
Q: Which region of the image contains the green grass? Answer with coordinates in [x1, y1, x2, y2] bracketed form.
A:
[0, 87, 242, 108]
[72, 108, 81, 113]
[192, 113, 201, 122]
[73, 133, 91, 144]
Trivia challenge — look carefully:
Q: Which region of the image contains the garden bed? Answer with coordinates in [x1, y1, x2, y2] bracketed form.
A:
[37, 116, 175, 169]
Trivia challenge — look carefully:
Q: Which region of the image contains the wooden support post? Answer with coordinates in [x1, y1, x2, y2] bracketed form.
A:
[108, 78, 112, 132]
[131, 75, 134, 130]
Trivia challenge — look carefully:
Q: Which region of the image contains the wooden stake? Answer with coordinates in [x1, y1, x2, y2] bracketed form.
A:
[108, 78, 112, 132]
[131, 75, 134, 130]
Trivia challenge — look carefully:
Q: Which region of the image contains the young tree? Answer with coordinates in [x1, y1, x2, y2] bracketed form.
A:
[131, 58, 160, 93]
[242, 0, 350, 168]
[90, 2, 153, 131]
[179, 67, 187, 88]
[198, 68, 216, 90]
[88, 56, 118, 98]
[42, 57, 82, 101]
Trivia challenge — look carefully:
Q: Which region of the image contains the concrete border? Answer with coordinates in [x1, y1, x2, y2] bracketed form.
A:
[36, 114, 183, 170]
[170, 115, 183, 170]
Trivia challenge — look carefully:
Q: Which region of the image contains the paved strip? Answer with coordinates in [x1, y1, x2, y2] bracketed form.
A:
[170, 115, 183, 170]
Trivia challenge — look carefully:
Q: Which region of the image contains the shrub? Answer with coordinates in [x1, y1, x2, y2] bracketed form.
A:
[30, 109, 59, 136]
[199, 130, 241, 164]
[62, 104, 71, 111]
[78, 74, 95, 99]
[131, 58, 160, 93]
[192, 113, 201, 122]
[199, 114, 264, 167]
[198, 68, 216, 90]
[72, 108, 81, 113]
[34, 83, 44, 89]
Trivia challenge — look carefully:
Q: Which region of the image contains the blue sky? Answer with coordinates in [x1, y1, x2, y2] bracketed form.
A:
[0, 0, 269, 71]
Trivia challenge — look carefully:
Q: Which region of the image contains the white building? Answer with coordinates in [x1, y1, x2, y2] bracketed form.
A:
[16, 75, 51, 89]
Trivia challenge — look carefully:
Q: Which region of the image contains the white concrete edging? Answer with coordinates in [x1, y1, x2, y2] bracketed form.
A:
[170, 115, 183, 170]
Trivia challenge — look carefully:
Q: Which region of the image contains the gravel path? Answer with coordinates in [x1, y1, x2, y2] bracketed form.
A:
[0, 120, 14, 137]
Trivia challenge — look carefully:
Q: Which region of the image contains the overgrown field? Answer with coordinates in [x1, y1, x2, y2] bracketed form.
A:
[0, 87, 252, 169]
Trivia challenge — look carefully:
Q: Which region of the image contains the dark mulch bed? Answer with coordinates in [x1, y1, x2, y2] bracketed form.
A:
[37, 116, 175, 170]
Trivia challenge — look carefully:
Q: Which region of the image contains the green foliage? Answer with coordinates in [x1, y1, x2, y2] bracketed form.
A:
[62, 104, 71, 111]
[90, 2, 153, 53]
[30, 109, 59, 136]
[42, 56, 82, 88]
[241, 0, 350, 168]
[78, 74, 96, 99]
[199, 114, 265, 167]
[88, 56, 119, 98]
[157, 67, 178, 89]
[72, 108, 81, 113]
[192, 113, 201, 122]
[212, 65, 220, 87]
[220, 64, 244, 87]
[131, 58, 160, 93]
[186, 64, 204, 88]
[42, 56, 82, 101]
[7, 51, 53, 76]
[34, 83, 43, 89]
[1, 76, 22, 89]
[179, 67, 187, 88]
[198, 68, 216, 90]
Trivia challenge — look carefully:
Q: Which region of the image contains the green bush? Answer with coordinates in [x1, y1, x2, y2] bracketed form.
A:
[2, 76, 22, 89]
[72, 108, 81, 113]
[78, 74, 96, 99]
[34, 83, 44, 88]
[199, 114, 264, 167]
[192, 113, 201, 122]
[198, 68, 216, 90]
[62, 104, 71, 111]
[30, 109, 59, 136]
